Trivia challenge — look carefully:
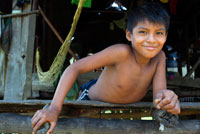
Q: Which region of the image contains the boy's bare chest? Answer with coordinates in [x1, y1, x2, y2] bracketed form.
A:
[91, 62, 158, 103]
[115, 62, 156, 90]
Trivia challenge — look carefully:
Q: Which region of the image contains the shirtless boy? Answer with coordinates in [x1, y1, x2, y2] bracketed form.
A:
[32, 2, 180, 134]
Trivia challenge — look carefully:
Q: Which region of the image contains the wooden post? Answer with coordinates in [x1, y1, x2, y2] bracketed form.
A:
[0, 113, 200, 134]
[4, 0, 36, 100]
[0, 46, 5, 97]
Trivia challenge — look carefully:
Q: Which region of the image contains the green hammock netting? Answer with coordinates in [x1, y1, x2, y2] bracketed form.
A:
[36, 0, 85, 86]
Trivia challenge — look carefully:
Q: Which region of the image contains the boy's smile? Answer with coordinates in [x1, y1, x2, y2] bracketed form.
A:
[126, 20, 167, 64]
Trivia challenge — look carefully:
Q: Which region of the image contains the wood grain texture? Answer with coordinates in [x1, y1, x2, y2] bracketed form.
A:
[0, 113, 200, 134]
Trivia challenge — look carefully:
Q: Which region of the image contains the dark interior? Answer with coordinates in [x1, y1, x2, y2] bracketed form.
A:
[32, 0, 200, 79]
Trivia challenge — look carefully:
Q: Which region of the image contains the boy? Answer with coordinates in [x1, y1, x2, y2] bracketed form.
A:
[32, 2, 180, 134]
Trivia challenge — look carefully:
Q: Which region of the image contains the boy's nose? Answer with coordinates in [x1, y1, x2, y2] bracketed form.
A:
[146, 34, 156, 43]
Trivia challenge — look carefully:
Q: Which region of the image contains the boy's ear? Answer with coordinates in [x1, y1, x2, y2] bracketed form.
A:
[164, 32, 168, 42]
[166, 32, 168, 38]
[125, 29, 132, 41]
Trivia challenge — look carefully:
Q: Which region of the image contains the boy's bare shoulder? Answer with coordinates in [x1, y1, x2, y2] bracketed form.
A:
[152, 50, 166, 63]
[113, 43, 132, 57]
[113, 43, 131, 50]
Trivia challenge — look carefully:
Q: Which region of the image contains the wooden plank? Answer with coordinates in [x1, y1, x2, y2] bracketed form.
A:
[167, 76, 200, 88]
[32, 73, 55, 92]
[21, 3, 36, 99]
[0, 113, 200, 134]
[4, 10, 23, 100]
[1, 10, 39, 18]
[145, 88, 200, 99]
[4, 1, 36, 100]
[0, 100, 200, 112]
[0, 100, 200, 109]
[0, 47, 5, 97]
[0, 100, 200, 119]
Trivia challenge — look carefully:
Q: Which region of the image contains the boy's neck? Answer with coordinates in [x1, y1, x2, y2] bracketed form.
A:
[133, 50, 151, 66]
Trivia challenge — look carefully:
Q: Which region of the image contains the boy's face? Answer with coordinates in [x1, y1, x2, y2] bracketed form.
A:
[126, 20, 167, 59]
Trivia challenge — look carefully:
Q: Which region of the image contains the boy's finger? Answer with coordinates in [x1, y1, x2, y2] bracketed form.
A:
[31, 112, 42, 128]
[47, 122, 56, 134]
[31, 111, 40, 123]
[157, 95, 173, 109]
[166, 101, 181, 114]
[154, 98, 162, 105]
[154, 91, 164, 103]
[161, 95, 178, 110]
[32, 118, 46, 134]
[154, 92, 164, 109]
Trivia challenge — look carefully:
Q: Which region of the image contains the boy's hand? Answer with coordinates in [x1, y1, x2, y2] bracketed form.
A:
[31, 107, 59, 134]
[154, 89, 180, 114]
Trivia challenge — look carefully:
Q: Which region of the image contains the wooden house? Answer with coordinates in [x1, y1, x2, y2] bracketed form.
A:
[0, 0, 200, 133]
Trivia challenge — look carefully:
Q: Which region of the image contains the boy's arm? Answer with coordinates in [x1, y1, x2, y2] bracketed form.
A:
[152, 51, 180, 114]
[31, 44, 130, 133]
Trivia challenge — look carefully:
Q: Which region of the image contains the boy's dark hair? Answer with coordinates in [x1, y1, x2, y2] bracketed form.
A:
[127, 2, 170, 33]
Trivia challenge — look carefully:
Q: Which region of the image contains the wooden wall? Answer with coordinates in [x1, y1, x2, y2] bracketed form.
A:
[0, 0, 36, 100]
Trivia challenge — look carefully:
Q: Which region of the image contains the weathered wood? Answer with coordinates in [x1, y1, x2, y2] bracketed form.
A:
[4, 0, 36, 100]
[0, 100, 200, 119]
[1, 10, 39, 18]
[145, 88, 200, 99]
[32, 73, 55, 92]
[0, 113, 200, 134]
[185, 57, 200, 77]
[0, 100, 200, 109]
[0, 48, 5, 97]
[4, 4, 23, 100]
[21, 2, 36, 100]
[167, 76, 200, 88]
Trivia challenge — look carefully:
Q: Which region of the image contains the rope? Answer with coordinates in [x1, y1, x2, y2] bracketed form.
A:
[36, 0, 85, 85]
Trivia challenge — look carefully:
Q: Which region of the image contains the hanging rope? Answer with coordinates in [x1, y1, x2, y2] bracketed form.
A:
[36, 0, 85, 85]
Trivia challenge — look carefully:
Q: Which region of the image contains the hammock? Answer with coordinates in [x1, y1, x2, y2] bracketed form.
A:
[36, 0, 85, 85]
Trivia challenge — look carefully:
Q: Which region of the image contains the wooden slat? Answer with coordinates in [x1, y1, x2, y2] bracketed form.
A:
[167, 76, 200, 88]
[4, 12, 23, 100]
[0, 100, 200, 119]
[0, 100, 200, 109]
[0, 48, 5, 97]
[0, 100, 200, 111]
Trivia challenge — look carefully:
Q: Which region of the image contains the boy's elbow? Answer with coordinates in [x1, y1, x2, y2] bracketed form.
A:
[64, 63, 80, 77]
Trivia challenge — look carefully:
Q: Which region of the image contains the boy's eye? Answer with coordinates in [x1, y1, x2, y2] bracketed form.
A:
[138, 31, 147, 34]
[156, 32, 164, 35]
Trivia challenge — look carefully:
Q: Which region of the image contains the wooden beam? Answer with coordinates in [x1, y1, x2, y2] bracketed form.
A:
[0, 100, 200, 109]
[185, 57, 200, 77]
[0, 113, 200, 134]
[0, 48, 5, 97]
[167, 76, 200, 88]
[1, 10, 39, 18]
[0, 100, 200, 119]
